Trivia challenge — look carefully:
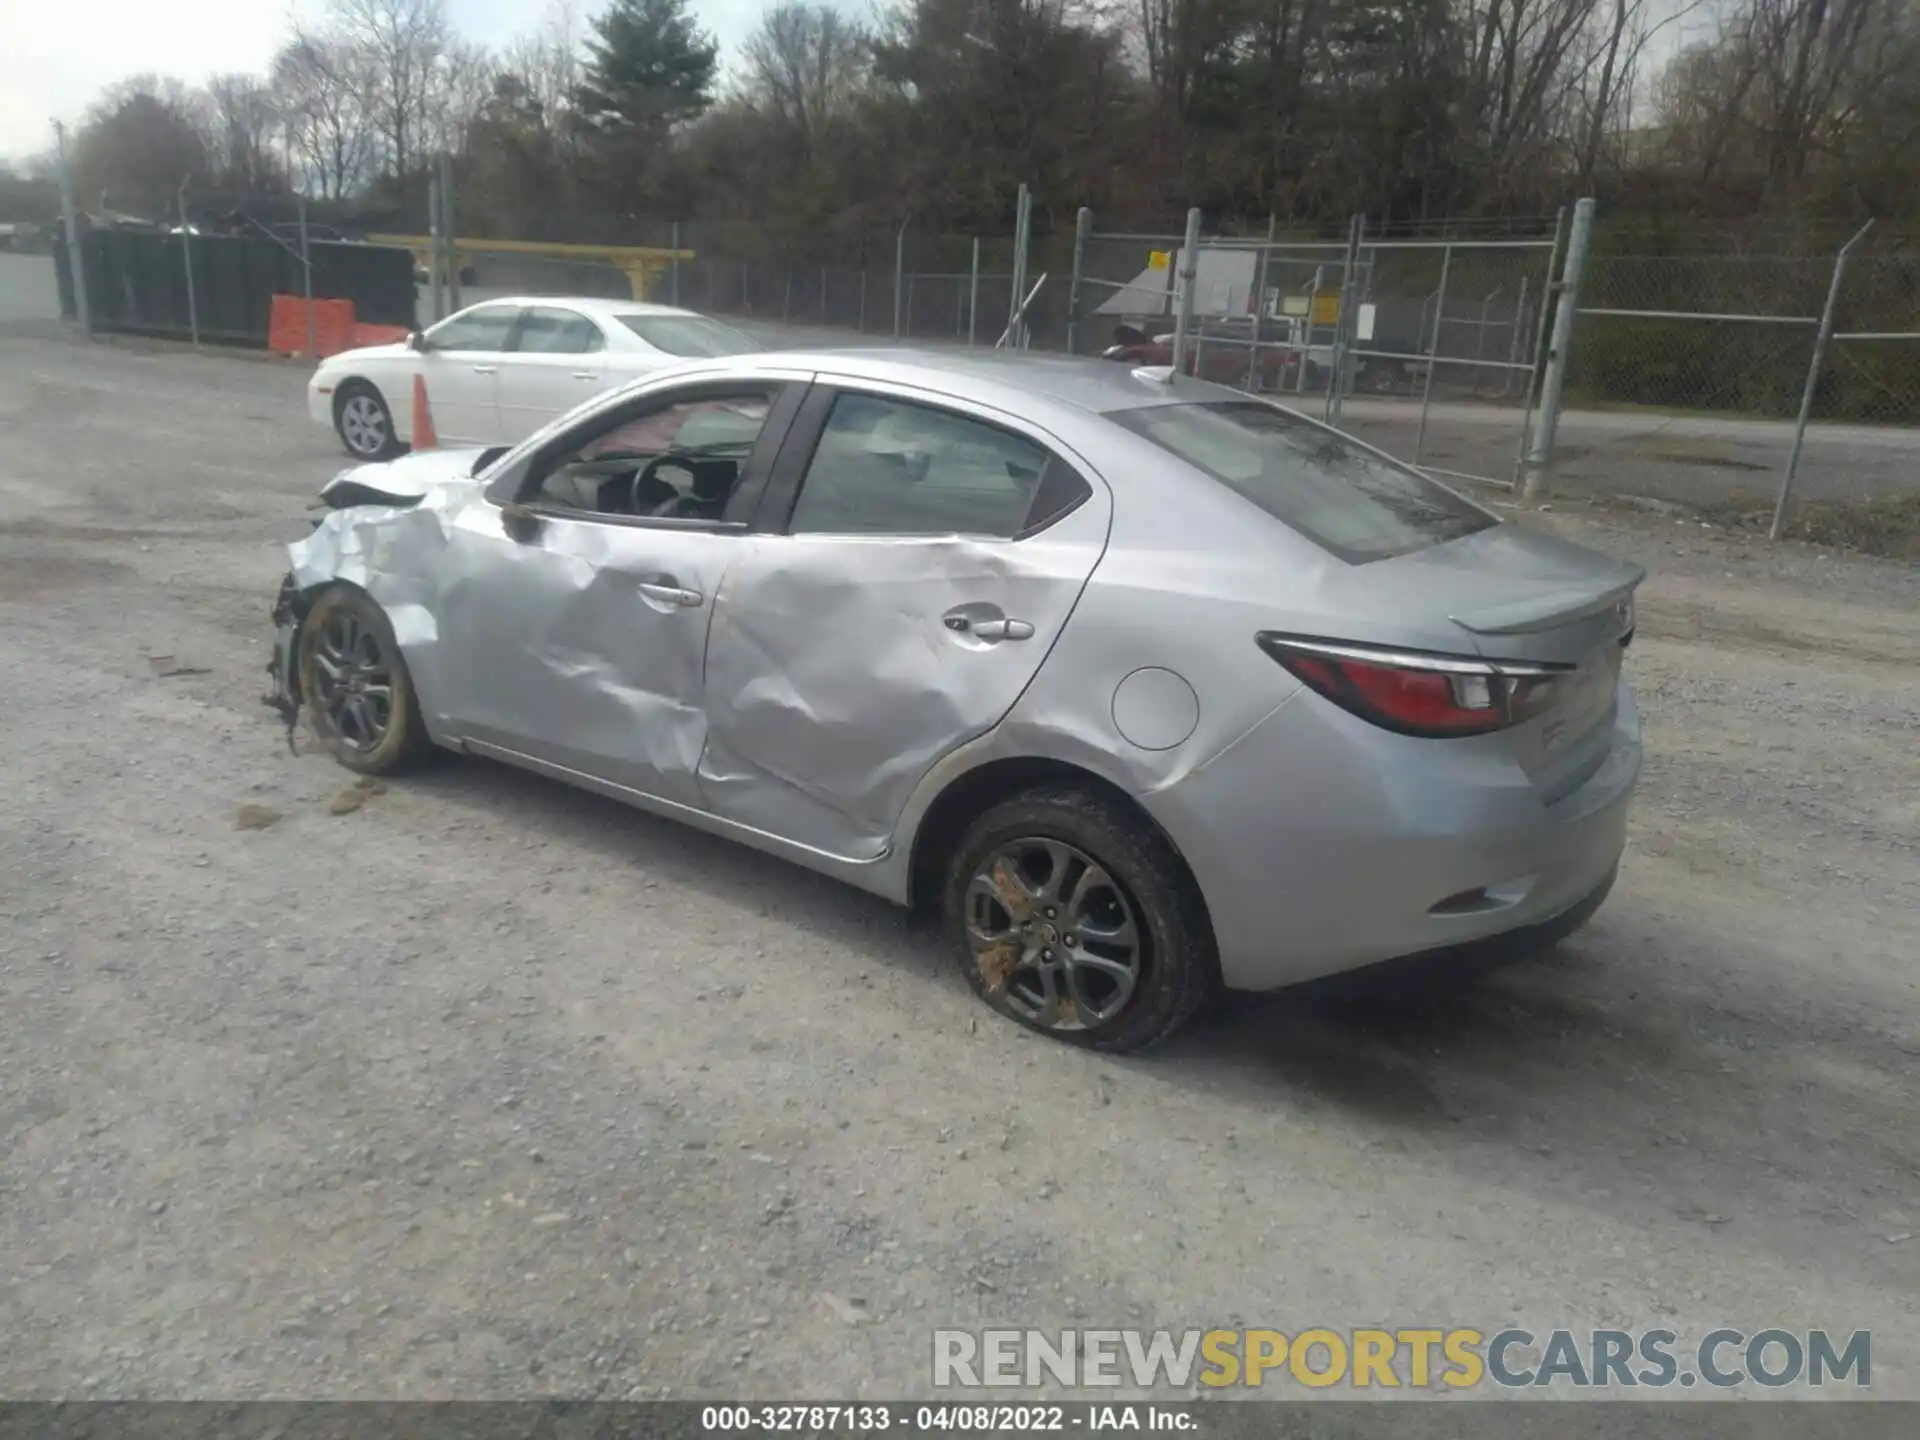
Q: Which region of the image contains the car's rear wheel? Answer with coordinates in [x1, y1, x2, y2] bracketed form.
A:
[945, 786, 1219, 1052]
[334, 380, 401, 460]
[297, 586, 432, 775]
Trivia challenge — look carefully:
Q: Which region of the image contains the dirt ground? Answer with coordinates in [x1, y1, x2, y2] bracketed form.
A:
[1, 324, 1917, 1408]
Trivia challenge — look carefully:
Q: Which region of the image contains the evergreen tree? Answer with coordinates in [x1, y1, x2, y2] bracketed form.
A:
[573, 0, 718, 139]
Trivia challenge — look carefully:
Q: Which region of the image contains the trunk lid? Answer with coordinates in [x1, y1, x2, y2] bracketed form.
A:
[1364, 523, 1643, 667]
[1306, 523, 1642, 802]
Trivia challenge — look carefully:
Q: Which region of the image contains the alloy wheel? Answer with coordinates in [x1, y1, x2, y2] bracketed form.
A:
[309, 610, 394, 752]
[340, 394, 388, 456]
[964, 838, 1143, 1031]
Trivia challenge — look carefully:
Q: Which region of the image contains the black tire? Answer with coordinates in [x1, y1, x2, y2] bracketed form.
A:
[333, 380, 402, 460]
[944, 786, 1219, 1053]
[297, 586, 433, 776]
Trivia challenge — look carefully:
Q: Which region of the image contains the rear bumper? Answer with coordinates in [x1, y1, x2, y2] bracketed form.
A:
[1141, 679, 1642, 992]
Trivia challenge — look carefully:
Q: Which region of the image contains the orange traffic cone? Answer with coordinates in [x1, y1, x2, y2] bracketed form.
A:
[410, 372, 438, 451]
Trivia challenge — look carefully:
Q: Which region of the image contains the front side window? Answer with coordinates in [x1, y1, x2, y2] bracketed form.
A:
[426, 305, 519, 353]
[617, 314, 759, 357]
[526, 387, 778, 521]
[788, 394, 1071, 539]
[1110, 399, 1496, 563]
[517, 307, 606, 355]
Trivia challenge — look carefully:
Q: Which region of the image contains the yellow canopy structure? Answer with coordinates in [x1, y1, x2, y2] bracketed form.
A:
[368, 235, 696, 302]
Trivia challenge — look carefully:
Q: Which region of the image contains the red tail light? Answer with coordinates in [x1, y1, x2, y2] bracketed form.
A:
[1257, 633, 1571, 738]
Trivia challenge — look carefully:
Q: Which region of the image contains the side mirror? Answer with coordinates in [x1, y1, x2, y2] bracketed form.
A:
[406, 330, 427, 352]
[499, 502, 543, 543]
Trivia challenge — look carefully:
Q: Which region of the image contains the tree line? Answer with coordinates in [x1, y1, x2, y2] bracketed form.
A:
[10, 0, 1920, 249]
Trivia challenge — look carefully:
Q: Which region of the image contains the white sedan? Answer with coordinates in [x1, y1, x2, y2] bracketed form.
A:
[307, 296, 761, 458]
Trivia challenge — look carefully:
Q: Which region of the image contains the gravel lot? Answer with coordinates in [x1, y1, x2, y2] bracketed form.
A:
[2, 318, 1917, 1408]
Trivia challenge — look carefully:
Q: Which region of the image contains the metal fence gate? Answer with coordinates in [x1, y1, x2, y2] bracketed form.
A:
[1066, 209, 1567, 491]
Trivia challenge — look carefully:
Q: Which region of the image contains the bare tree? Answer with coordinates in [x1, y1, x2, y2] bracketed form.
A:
[204, 74, 283, 195]
[275, 37, 379, 199]
[320, 0, 451, 180]
[422, 39, 500, 159]
[739, 2, 873, 160]
[502, 0, 585, 134]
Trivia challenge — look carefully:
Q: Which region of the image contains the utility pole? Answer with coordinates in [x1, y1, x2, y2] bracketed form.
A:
[53, 121, 90, 333]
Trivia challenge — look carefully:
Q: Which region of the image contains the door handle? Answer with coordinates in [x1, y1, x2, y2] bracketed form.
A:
[638, 581, 704, 608]
[471, 364, 498, 375]
[572, 371, 597, 381]
[954, 617, 1034, 641]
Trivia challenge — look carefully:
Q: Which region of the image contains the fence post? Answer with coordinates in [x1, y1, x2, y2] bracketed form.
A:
[968, 237, 980, 346]
[1325, 214, 1362, 427]
[1247, 214, 1274, 392]
[439, 152, 460, 313]
[671, 221, 681, 306]
[893, 223, 906, 339]
[1521, 196, 1595, 500]
[1007, 184, 1032, 344]
[177, 176, 199, 347]
[53, 121, 90, 334]
[1414, 244, 1453, 467]
[783, 273, 792, 323]
[298, 193, 316, 360]
[427, 174, 445, 322]
[1170, 207, 1202, 375]
[906, 273, 916, 336]
[1771, 219, 1874, 540]
[1510, 207, 1567, 487]
[1066, 207, 1091, 354]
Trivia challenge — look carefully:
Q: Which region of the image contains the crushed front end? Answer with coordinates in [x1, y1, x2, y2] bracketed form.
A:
[264, 572, 311, 747]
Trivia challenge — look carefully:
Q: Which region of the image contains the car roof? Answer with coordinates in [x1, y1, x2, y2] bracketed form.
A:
[731, 347, 1218, 417]
[462, 296, 708, 320]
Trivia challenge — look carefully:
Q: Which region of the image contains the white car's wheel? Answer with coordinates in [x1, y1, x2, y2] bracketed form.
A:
[334, 381, 402, 460]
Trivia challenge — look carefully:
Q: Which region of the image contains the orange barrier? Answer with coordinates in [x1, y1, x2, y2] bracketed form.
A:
[410, 373, 438, 450]
[267, 295, 365, 358]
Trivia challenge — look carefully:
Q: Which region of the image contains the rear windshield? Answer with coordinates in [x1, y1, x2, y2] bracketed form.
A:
[617, 314, 759, 357]
[1110, 400, 1496, 563]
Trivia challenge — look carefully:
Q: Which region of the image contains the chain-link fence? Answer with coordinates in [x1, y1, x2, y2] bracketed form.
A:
[1064, 211, 1562, 489]
[1563, 223, 1920, 540]
[336, 163, 1920, 538]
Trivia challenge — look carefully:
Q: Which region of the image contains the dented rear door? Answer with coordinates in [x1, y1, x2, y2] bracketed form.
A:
[696, 381, 1111, 860]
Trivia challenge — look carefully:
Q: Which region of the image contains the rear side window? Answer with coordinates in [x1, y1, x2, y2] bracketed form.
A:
[618, 314, 758, 357]
[1110, 400, 1495, 563]
[518, 307, 606, 354]
[788, 393, 1084, 539]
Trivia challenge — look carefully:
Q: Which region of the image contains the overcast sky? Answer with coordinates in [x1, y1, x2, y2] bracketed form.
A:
[0, 0, 788, 163]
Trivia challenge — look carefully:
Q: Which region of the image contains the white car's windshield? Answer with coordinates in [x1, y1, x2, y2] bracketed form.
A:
[617, 314, 759, 357]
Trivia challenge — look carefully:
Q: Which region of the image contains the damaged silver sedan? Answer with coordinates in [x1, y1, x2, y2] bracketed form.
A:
[268, 350, 1644, 1051]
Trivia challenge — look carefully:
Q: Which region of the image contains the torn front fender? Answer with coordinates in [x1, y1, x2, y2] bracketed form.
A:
[263, 572, 307, 748]
[273, 452, 488, 744]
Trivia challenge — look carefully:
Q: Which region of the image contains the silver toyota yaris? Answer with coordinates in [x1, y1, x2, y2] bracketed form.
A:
[268, 350, 1643, 1052]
